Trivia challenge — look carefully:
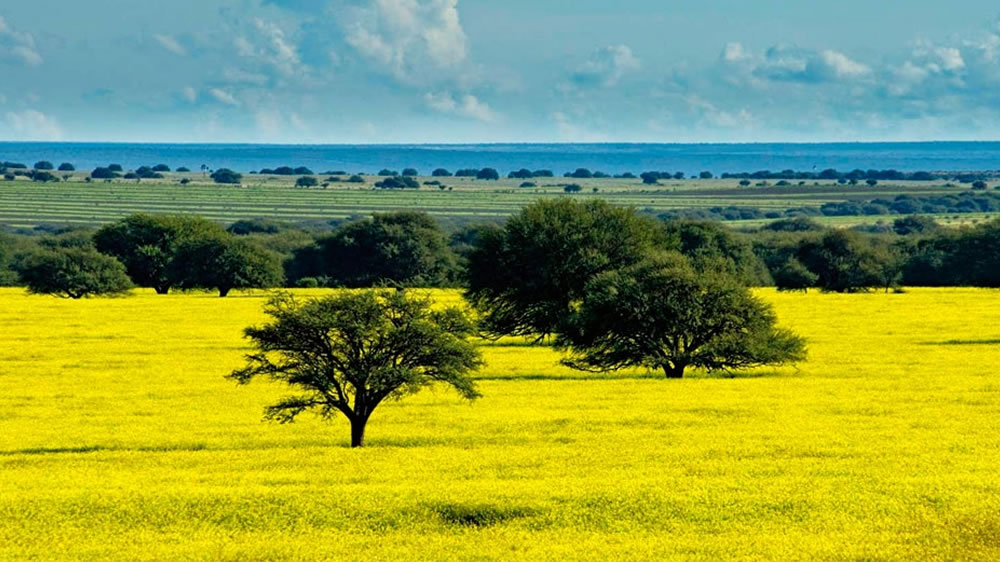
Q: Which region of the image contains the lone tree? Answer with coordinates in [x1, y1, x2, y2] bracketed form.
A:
[557, 255, 806, 378]
[229, 291, 483, 447]
[17, 247, 133, 299]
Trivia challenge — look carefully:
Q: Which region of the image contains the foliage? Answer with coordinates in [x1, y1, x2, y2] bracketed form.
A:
[90, 167, 120, 179]
[557, 255, 806, 378]
[211, 168, 242, 184]
[773, 258, 819, 292]
[295, 176, 319, 188]
[466, 199, 662, 338]
[476, 168, 500, 181]
[171, 235, 284, 297]
[289, 211, 458, 288]
[94, 214, 226, 294]
[229, 290, 482, 447]
[796, 230, 885, 293]
[15, 247, 132, 299]
[663, 221, 771, 285]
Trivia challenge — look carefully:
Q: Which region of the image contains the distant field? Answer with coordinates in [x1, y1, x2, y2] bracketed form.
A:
[1, 288, 999, 560]
[0, 173, 994, 229]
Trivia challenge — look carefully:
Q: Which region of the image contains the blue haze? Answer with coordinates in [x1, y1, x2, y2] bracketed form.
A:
[2, 142, 1000, 176]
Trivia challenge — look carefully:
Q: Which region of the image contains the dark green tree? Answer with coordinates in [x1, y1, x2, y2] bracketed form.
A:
[33, 161, 54, 170]
[466, 199, 663, 339]
[16, 247, 132, 299]
[289, 212, 457, 288]
[557, 255, 806, 378]
[797, 230, 884, 293]
[663, 221, 771, 285]
[211, 168, 242, 184]
[94, 214, 225, 294]
[476, 168, 500, 181]
[172, 236, 284, 297]
[773, 258, 819, 292]
[229, 291, 483, 447]
[295, 176, 319, 188]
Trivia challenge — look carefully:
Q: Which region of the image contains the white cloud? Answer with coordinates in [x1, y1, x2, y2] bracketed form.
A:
[342, 0, 468, 82]
[182, 87, 197, 102]
[153, 34, 187, 56]
[209, 88, 240, 106]
[721, 42, 750, 63]
[934, 47, 965, 71]
[0, 15, 42, 67]
[424, 91, 497, 121]
[572, 45, 641, 87]
[235, 19, 303, 76]
[4, 110, 65, 140]
[815, 50, 871, 79]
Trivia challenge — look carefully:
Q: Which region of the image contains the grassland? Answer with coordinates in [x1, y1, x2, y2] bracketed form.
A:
[0, 173, 993, 229]
[1, 288, 999, 560]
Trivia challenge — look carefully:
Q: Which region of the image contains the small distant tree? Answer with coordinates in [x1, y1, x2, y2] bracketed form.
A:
[176, 167, 191, 172]
[296, 176, 319, 188]
[378, 169, 398, 177]
[476, 168, 500, 181]
[347, 175, 365, 183]
[432, 168, 453, 177]
[739, 179, 752, 187]
[533, 170, 554, 178]
[773, 258, 818, 292]
[563, 184, 583, 193]
[211, 168, 242, 184]
[293, 167, 314, 175]
[401, 168, 419, 177]
[557, 256, 806, 378]
[640, 172, 660, 185]
[31, 171, 58, 183]
[699, 171, 713, 179]
[866, 179, 879, 187]
[172, 236, 284, 297]
[108, 164, 123, 172]
[17, 247, 132, 299]
[570, 168, 593, 179]
[229, 291, 483, 447]
[91, 167, 120, 179]
[34, 161, 54, 170]
[972, 180, 988, 190]
[57, 163, 75, 171]
[509, 169, 533, 179]
[152, 164, 171, 172]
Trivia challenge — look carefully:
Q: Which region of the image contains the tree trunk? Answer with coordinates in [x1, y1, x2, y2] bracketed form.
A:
[350, 417, 368, 448]
[219, 287, 231, 298]
[663, 362, 686, 379]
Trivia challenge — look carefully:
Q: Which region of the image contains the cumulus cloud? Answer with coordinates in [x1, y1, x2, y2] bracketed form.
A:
[209, 88, 240, 106]
[0, 15, 43, 67]
[235, 19, 303, 75]
[182, 86, 198, 103]
[4, 109, 64, 140]
[153, 34, 187, 56]
[341, 0, 468, 82]
[572, 45, 640, 87]
[424, 91, 496, 121]
[733, 44, 870, 83]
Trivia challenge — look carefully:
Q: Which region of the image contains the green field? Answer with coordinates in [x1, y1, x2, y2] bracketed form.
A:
[0, 173, 992, 229]
[1, 288, 999, 560]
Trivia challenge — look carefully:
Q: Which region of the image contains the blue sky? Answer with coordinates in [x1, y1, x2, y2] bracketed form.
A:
[2, 0, 1000, 143]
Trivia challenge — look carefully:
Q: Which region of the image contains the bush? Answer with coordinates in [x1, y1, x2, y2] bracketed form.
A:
[563, 184, 583, 193]
[293, 167, 313, 175]
[432, 168, 453, 177]
[508, 169, 534, 179]
[375, 176, 420, 189]
[520, 182, 537, 188]
[476, 168, 500, 181]
[378, 169, 399, 177]
[402, 168, 419, 177]
[296, 176, 319, 188]
[91, 167, 120, 179]
[57, 163, 75, 171]
[34, 161, 54, 170]
[152, 164, 171, 172]
[211, 169, 242, 185]
[533, 170, 554, 177]
[347, 175, 365, 184]
[176, 167, 191, 172]
[570, 168, 593, 179]
[108, 164, 123, 172]
[17, 247, 133, 299]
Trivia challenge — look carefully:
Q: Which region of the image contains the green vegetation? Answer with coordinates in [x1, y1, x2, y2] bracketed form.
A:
[230, 290, 483, 447]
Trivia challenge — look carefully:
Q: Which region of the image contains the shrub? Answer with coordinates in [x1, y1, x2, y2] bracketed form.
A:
[211, 169, 242, 185]
[57, 163, 75, 171]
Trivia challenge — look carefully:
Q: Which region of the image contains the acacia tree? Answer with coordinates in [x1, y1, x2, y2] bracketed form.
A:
[557, 255, 806, 378]
[229, 291, 483, 447]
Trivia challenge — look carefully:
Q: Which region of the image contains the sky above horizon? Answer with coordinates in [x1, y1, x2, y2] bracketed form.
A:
[2, 1, 1000, 143]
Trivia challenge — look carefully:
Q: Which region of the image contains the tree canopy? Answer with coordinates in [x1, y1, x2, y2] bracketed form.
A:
[172, 235, 284, 297]
[466, 199, 663, 339]
[557, 255, 806, 378]
[17, 247, 132, 299]
[229, 291, 483, 447]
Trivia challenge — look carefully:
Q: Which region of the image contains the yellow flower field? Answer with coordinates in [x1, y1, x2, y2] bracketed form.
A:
[1, 288, 999, 560]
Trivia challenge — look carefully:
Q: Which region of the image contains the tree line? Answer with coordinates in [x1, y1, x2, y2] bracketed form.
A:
[1, 205, 999, 300]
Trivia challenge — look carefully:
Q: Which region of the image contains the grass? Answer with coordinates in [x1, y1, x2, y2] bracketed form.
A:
[1, 287, 999, 559]
[0, 173, 994, 229]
